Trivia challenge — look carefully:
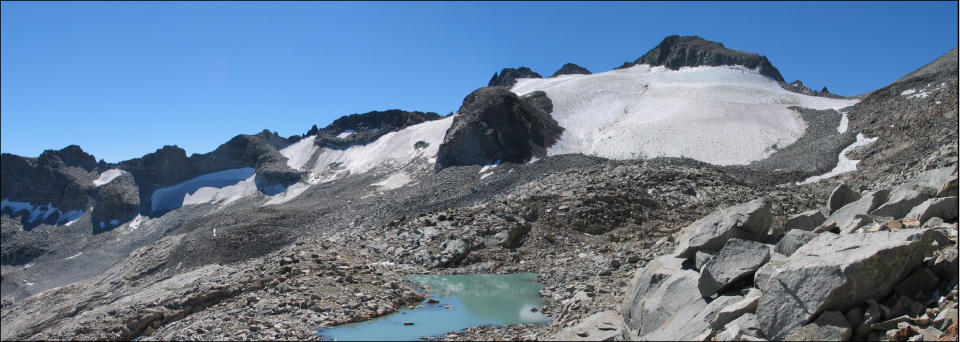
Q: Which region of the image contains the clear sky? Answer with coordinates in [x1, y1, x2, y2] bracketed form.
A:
[2, 1, 957, 163]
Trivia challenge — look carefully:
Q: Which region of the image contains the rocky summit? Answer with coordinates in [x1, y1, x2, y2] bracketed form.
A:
[1, 35, 958, 342]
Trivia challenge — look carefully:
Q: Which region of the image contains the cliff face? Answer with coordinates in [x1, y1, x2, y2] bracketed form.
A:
[620, 35, 784, 82]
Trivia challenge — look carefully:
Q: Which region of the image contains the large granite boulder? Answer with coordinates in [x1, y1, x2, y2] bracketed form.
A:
[619, 35, 784, 82]
[488, 66, 542, 87]
[783, 209, 827, 231]
[551, 311, 626, 341]
[822, 190, 890, 230]
[756, 229, 935, 340]
[774, 229, 819, 256]
[435, 87, 562, 170]
[828, 184, 861, 214]
[905, 196, 958, 224]
[698, 238, 770, 298]
[674, 199, 772, 258]
[870, 189, 930, 219]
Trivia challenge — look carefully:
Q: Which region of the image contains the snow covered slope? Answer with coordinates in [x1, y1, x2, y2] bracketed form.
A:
[92, 169, 127, 186]
[510, 65, 859, 166]
[266, 117, 453, 204]
[150, 167, 257, 212]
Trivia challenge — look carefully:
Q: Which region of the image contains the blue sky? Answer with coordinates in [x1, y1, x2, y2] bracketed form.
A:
[2, 1, 957, 163]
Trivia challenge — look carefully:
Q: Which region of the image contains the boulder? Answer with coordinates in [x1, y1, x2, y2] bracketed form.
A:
[783, 209, 827, 232]
[494, 222, 532, 249]
[715, 313, 764, 341]
[674, 199, 772, 258]
[756, 229, 935, 340]
[823, 190, 890, 230]
[694, 250, 717, 271]
[905, 197, 958, 224]
[712, 288, 763, 329]
[933, 247, 959, 279]
[785, 311, 852, 341]
[435, 87, 562, 170]
[893, 268, 940, 299]
[896, 166, 959, 198]
[871, 189, 930, 219]
[774, 229, 819, 256]
[551, 311, 626, 341]
[621, 256, 697, 333]
[828, 184, 862, 214]
[640, 293, 743, 341]
[753, 249, 789, 290]
[698, 239, 770, 297]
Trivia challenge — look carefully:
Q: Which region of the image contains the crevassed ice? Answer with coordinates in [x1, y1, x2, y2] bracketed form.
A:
[511, 64, 859, 166]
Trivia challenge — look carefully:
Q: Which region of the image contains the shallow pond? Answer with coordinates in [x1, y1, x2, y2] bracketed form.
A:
[315, 273, 550, 341]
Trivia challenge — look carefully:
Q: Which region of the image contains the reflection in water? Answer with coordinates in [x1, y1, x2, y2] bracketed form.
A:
[316, 273, 549, 341]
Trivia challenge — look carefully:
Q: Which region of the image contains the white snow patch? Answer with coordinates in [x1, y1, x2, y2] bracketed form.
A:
[480, 172, 494, 180]
[372, 172, 412, 190]
[264, 182, 312, 206]
[837, 111, 849, 133]
[511, 64, 859, 166]
[1, 200, 83, 225]
[798, 133, 878, 184]
[368, 261, 396, 267]
[280, 135, 319, 171]
[65, 252, 82, 260]
[151, 167, 256, 212]
[900, 89, 917, 96]
[128, 215, 145, 230]
[337, 130, 355, 139]
[213, 228, 217, 237]
[478, 160, 501, 174]
[93, 169, 127, 186]
[306, 117, 453, 183]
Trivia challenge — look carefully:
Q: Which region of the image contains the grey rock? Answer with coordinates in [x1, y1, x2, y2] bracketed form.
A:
[550, 63, 592, 77]
[783, 209, 827, 231]
[641, 293, 742, 341]
[871, 189, 930, 219]
[488, 67, 541, 87]
[694, 250, 716, 271]
[888, 296, 926, 318]
[894, 268, 940, 299]
[756, 229, 935, 340]
[855, 299, 887, 338]
[774, 229, 819, 256]
[870, 315, 913, 331]
[933, 247, 959, 279]
[823, 190, 890, 230]
[621, 256, 697, 334]
[494, 222, 531, 249]
[896, 166, 959, 197]
[933, 308, 957, 331]
[712, 288, 763, 329]
[312, 109, 442, 149]
[839, 214, 879, 234]
[905, 197, 959, 224]
[435, 87, 562, 170]
[551, 311, 625, 341]
[753, 249, 789, 290]
[674, 199, 772, 258]
[828, 184, 862, 214]
[91, 172, 140, 233]
[716, 313, 764, 341]
[698, 239, 770, 297]
[620, 35, 784, 82]
[785, 311, 852, 341]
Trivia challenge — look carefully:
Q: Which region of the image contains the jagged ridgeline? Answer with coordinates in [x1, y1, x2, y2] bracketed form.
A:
[1, 36, 957, 341]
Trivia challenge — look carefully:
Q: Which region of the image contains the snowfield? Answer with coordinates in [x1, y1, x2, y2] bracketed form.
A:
[93, 169, 127, 186]
[511, 64, 859, 165]
[798, 133, 878, 185]
[150, 167, 257, 212]
[266, 117, 453, 204]
[0, 199, 83, 225]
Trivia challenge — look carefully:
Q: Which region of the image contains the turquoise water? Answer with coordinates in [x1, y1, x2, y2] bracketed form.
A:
[316, 273, 550, 341]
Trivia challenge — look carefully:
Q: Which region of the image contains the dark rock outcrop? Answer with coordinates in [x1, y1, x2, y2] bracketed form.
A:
[551, 63, 592, 77]
[91, 172, 140, 233]
[488, 67, 542, 87]
[0, 146, 99, 223]
[619, 35, 784, 82]
[312, 109, 442, 149]
[435, 87, 562, 170]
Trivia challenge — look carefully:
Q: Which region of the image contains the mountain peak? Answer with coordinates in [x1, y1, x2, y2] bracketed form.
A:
[621, 35, 784, 82]
[488, 67, 542, 87]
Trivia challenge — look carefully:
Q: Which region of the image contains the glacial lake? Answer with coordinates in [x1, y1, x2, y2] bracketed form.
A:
[315, 273, 550, 341]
